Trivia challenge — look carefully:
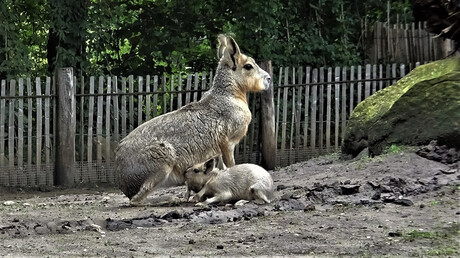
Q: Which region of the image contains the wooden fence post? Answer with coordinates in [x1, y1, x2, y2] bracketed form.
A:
[55, 67, 76, 186]
[259, 61, 276, 170]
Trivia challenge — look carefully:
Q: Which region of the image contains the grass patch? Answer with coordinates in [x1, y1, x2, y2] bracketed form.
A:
[384, 144, 405, 154]
[426, 246, 458, 256]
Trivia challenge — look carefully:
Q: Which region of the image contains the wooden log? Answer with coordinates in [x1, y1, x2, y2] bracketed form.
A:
[259, 61, 276, 170]
[55, 68, 76, 186]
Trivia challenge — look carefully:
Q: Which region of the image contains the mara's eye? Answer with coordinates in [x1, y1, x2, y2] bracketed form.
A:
[193, 169, 200, 173]
[243, 64, 253, 70]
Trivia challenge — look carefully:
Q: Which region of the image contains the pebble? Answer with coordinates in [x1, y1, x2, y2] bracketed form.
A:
[3, 201, 15, 206]
[216, 244, 224, 249]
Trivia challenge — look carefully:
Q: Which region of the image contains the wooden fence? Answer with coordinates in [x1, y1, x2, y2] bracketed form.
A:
[366, 21, 455, 64]
[0, 62, 417, 186]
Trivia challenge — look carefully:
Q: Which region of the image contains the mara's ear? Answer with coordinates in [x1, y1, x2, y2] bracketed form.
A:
[204, 158, 215, 174]
[217, 34, 241, 70]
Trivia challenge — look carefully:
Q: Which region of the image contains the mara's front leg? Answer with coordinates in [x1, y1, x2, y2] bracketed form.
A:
[197, 191, 233, 206]
[220, 140, 236, 167]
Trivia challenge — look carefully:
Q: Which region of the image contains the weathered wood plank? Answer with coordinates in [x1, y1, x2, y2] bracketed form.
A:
[8, 80, 15, 185]
[275, 67, 282, 146]
[379, 64, 383, 91]
[310, 69, 318, 150]
[259, 60, 276, 169]
[96, 76, 104, 165]
[0, 80, 5, 167]
[281, 67, 289, 151]
[128, 75, 134, 131]
[372, 64, 377, 94]
[170, 75, 175, 111]
[392, 63, 397, 84]
[193, 73, 199, 102]
[185, 74, 192, 105]
[137, 76, 143, 125]
[36, 78, 42, 168]
[121, 77, 127, 137]
[152, 75, 158, 117]
[334, 67, 340, 150]
[87, 76, 95, 163]
[319, 67, 324, 149]
[26, 78, 32, 166]
[79, 76, 85, 161]
[113, 76, 119, 142]
[303, 66, 311, 148]
[341, 67, 347, 146]
[177, 75, 183, 109]
[349, 66, 355, 115]
[201, 72, 207, 101]
[18, 79, 24, 168]
[289, 68, 296, 150]
[365, 64, 371, 99]
[106, 76, 112, 162]
[145, 75, 151, 120]
[295, 67, 303, 149]
[326, 68, 332, 151]
[357, 65, 362, 103]
[400, 64, 405, 77]
[45, 77, 51, 165]
[162, 74, 167, 113]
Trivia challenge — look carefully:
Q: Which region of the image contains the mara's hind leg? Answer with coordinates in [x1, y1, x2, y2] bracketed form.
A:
[196, 191, 233, 206]
[129, 167, 171, 206]
[251, 184, 271, 204]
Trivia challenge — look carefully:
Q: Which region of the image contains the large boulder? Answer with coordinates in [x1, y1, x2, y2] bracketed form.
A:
[342, 57, 460, 157]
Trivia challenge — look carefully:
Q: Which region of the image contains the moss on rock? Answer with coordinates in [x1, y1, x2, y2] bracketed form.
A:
[343, 57, 460, 157]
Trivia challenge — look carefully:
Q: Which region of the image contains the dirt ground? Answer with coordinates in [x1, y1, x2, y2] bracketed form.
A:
[1, 148, 459, 257]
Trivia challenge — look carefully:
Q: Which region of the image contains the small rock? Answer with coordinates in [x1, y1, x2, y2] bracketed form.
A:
[280, 193, 293, 200]
[388, 231, 402, 237]
[12, 218, 19, 223]
[160, 210, 182, 221]
[343, 180, 351, 185]
[393, 198, 413, 206]
[371, 191, 381, 200]
[34, 226, 50, 235]
[188, 239, 196, 244]
[277, 185, 287, 191]
[419, 204, 425, 209]
[292, 195, 301, 200]
[439, 169, 457, 174]
[368, 181, 380, 188]
[23, 203, 31, 207]
[456, 211, 460, 215]
[216, 244, 224, 249]
[3, 201, 15, 206]
[303, 203, 316, 212]
[340, 184, 360, 195]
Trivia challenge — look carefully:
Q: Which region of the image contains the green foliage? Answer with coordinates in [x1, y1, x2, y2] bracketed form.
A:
[0, 0, 414, 78]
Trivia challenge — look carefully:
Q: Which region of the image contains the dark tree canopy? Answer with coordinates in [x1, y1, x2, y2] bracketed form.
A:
[0, 0, 413, 78]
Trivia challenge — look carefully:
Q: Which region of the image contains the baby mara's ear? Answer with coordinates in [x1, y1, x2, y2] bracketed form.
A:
[204, 157, 216, 174]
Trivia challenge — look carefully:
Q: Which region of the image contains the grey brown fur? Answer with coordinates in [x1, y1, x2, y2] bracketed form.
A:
[185, 158, 275, 205]
[115, 35, 271, 205]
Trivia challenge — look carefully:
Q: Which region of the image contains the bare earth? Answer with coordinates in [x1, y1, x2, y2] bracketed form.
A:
[1, 149, 459, 257]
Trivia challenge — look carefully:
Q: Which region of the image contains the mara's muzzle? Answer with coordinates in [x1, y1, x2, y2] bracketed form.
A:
[261, 69, 271, 90]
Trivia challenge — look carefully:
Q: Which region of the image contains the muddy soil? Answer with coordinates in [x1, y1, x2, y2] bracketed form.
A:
[1, 149, 459, 257]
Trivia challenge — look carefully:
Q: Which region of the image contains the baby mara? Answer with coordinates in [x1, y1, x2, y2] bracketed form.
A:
[185, 157, 274, 206]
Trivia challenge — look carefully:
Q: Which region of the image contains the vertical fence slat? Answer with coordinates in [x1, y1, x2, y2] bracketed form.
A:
[36, 78, 42, 183]
[87, 76, 95, 164]
[400, 64, 406, 77]
[27, 78, 32, 166]
[349, 66, 355, 115]
[379, 64, 383, 91]
[303, 67, 310, 149]
[0, 81, 4, 167]
[128, 75, 134, 130]
[8, 80, 15, 186]
[121, 77, 127, 137]
[193, 73, 199, 102]
[97, 76, 104, 165]
[137, 76, 143, 125]
[357, 65, 362, 103]
[334, 67, 340, 151]
[295, 67, 303, 149]
[310, 69, 318, 150]
[319, 67, 324, 149]
[170, 75, 175, 111]
[113, 76, 119, 142]
[281, 67, 288, 151]
[18, 79, 24, 169]
[365, 64, 371, 99]
[177, 75, 183, 109]
[145, 75, 151, 120]
[326, 68, 332, 151]
[79, 76, 85, 161]
[275, 68, 282, 147]
[372, 64, 377, 94]
[341, 67, 347, 146]
[201, 72, 207, 101]
[185, 75, 192, 105]
[152, 75, 158, 118]
[106, 76, 112, 162]
[289, 68, 295, 150]
[392, 63, 397, 84]
[162, 74, 167, 113]
[44, 77, 51, 166]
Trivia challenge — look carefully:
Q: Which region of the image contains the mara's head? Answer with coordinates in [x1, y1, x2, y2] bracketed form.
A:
[185, 157, 218, 189]
[217, 35, 271, 93]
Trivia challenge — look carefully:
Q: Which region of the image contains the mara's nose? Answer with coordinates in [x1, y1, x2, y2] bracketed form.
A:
[263, 74, 271, 90]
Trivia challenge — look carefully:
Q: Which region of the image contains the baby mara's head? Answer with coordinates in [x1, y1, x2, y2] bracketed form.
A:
[185, 156, 219, 197]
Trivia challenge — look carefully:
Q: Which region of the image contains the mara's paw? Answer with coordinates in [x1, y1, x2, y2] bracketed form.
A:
[235, 200, 249, 207]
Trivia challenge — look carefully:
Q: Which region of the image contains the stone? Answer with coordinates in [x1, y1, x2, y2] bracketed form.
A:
[343, 57, 460, 157]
